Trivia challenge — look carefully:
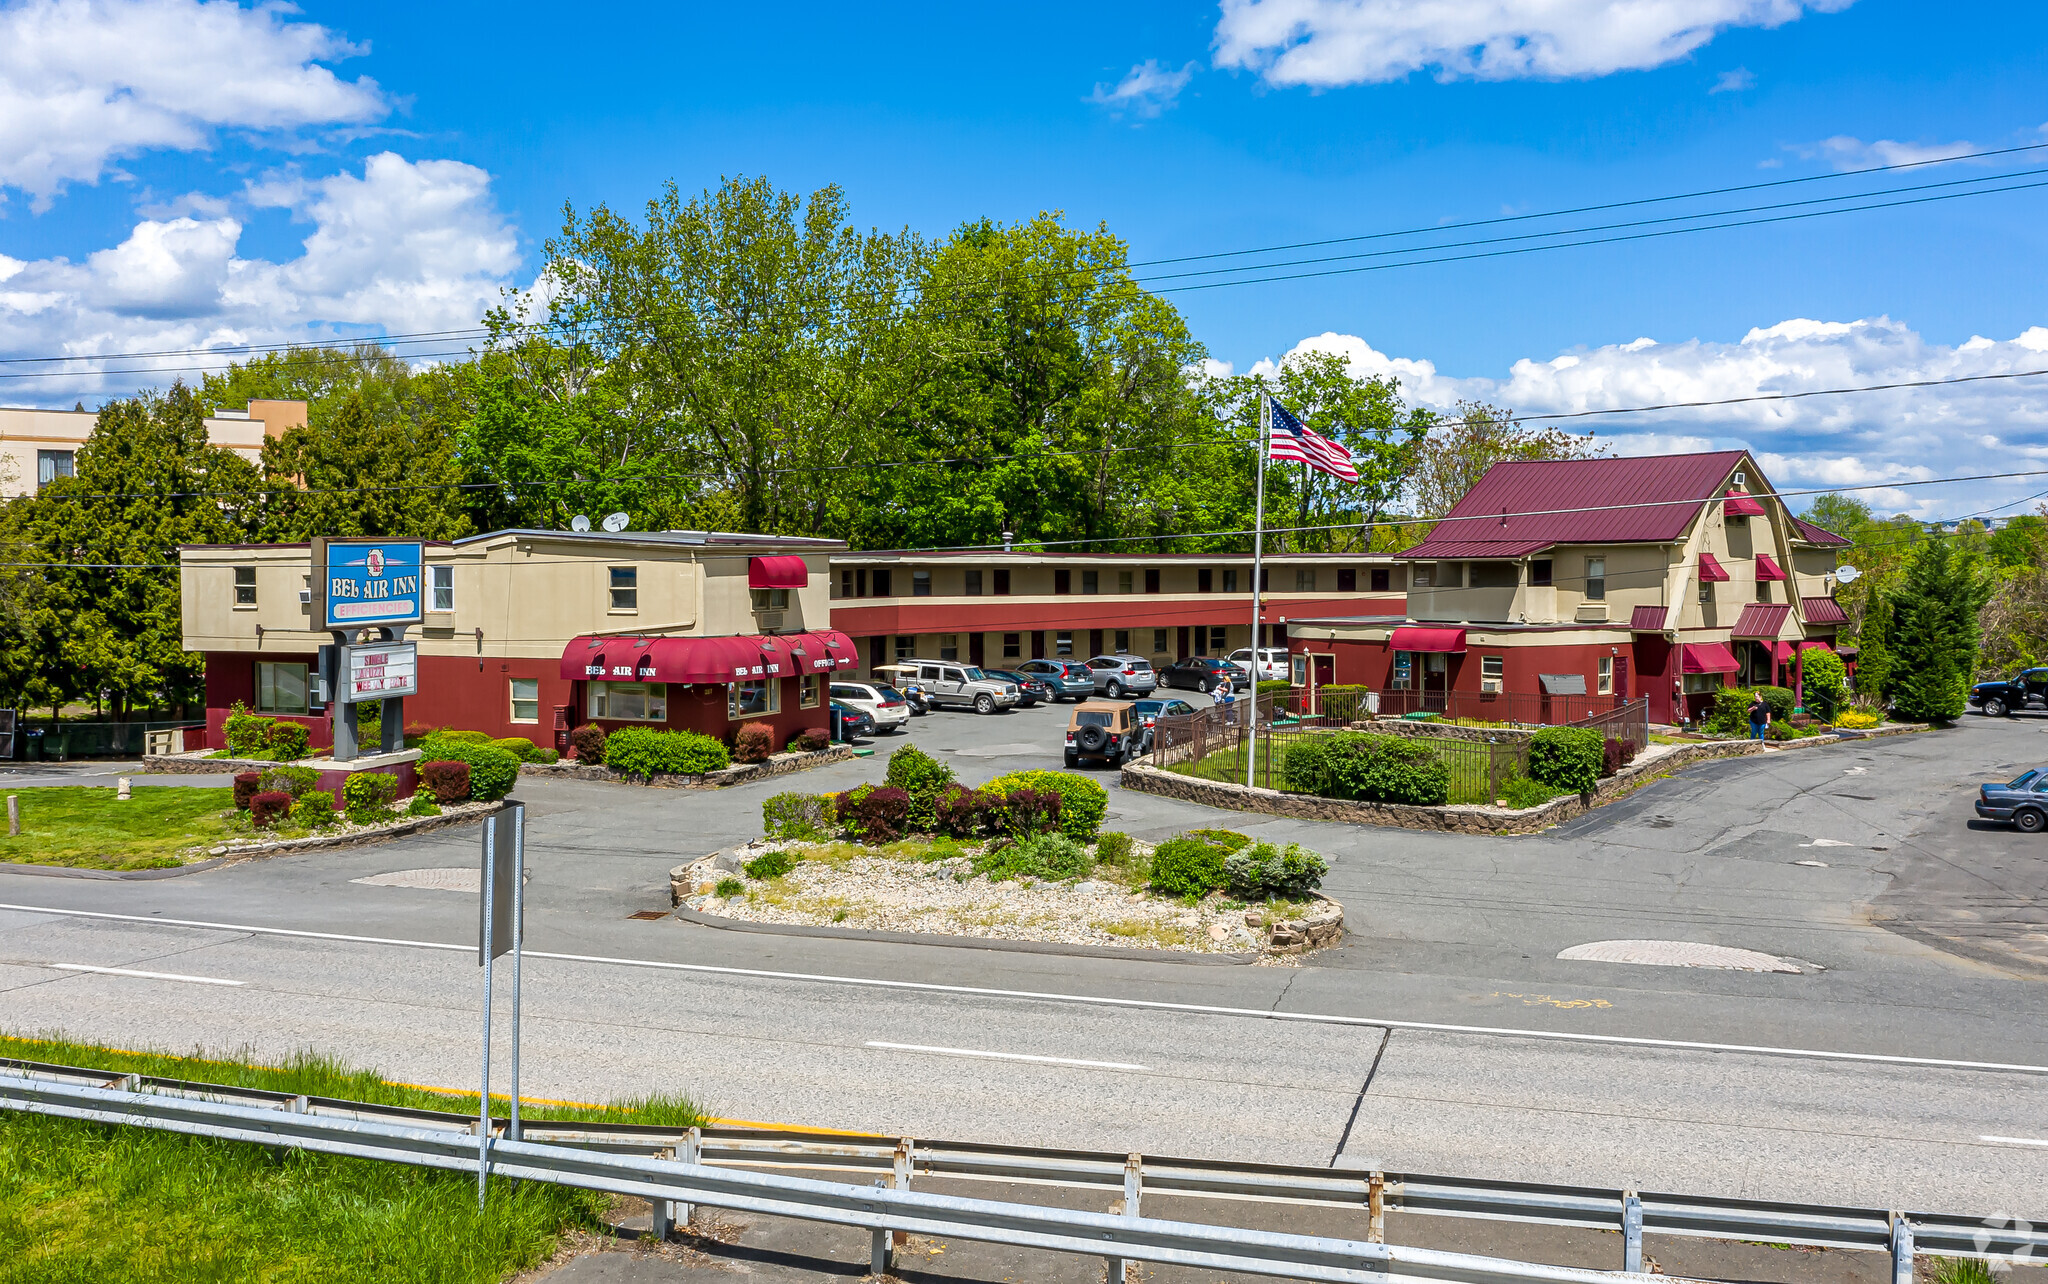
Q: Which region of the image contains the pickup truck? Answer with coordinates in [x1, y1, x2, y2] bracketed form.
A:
[1968, 668, 2048, 717]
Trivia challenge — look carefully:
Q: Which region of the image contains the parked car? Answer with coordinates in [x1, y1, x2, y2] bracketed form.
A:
[1159, 655, 1250, 693]
[1969, 669, 2048, 717]
[982, 668, 1055, 707]
[1014, 658, 1097, 701]
[1064, 701, 1140, 769]
[829, 700, 875, 740]
[1226, 647, 1290, 684]
[1086, 654, 1158, 699]
[910, 660, 1020, 714]
[1976, 767, 2048, 832]
[829, 681, 911, 734]
[1130, 697, 1197, 754]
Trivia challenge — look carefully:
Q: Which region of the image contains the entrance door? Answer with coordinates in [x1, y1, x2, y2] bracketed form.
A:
[969, 633, 985, 668]
[1421, 653, 1449, 712]
[1614, 655, 1630, 701]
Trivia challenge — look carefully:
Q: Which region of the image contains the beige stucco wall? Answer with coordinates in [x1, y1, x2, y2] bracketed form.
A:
[1, 401, 305, 498]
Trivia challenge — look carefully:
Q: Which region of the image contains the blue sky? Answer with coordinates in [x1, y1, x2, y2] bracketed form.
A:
[2, 0, 2046, 516]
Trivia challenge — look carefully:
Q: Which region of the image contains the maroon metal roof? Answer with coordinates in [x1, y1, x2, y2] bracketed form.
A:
[1392, 538, 1553, 560]
[1730, 603, 1792, 638]
[1629, 605, 1668, 631]
[1790, 516, 1852, 546]
[1802, 596, 1849, 625]
[1406, 451, 1749, 558]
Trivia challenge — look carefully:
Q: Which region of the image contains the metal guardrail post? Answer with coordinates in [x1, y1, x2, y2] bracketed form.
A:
[1622, 1190, 1643, 1272]
[652, 1147, 675, 1242]
[677, 1126, 701, 1233]
[1368, 1171, 1386, 1244]
[869, 1180, 894, 1275]
[1891, 1212, 1914, 1283]
[893, 1137, 914, 1254]
[1107, 1153, 1142, 1283]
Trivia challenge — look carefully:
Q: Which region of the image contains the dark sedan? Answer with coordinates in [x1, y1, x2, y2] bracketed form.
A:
[1014, 658, 1097, 701]
[1158, 656, 1250, 693]
[1975, 768, 2048, 832]
[983, 668, 1056, 707]
[1130, 697, 1197, 753]
[829, 700, 875, 741]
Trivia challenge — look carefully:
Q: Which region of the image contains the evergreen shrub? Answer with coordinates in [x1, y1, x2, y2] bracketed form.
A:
[602, 726, 729, 778]
[1528, 727, 1603, 793]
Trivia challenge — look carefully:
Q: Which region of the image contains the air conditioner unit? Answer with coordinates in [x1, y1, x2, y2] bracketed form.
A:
[758, 612, 784, 630]
[1481, 677, 1503, 694]
[299, 589, 311, 604]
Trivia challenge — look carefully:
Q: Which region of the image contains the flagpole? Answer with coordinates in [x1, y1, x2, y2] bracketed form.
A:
[1247, 392, 1270, 789]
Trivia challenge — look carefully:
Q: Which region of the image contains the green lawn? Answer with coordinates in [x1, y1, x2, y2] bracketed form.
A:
[0, 786, 237, 870]
[1168, 734, 1514, 805]
[0, 1035, 704, 1284]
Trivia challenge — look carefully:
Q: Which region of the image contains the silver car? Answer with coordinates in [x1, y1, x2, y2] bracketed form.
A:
[1086, 654, 1158, 699]
[912, 660, 1020, 714]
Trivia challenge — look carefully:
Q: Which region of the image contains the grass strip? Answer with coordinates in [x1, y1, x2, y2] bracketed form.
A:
[0, 1034, 705, 1283]
[0, 786, 235, 870]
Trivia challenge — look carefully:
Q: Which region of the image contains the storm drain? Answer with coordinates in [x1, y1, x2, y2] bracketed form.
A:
[1557, 939, 1802, 973]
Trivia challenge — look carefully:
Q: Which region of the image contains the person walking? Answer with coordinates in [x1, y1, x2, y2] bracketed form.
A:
[1747, 692, 1770, 741]
[1216, 675, 1237, 725]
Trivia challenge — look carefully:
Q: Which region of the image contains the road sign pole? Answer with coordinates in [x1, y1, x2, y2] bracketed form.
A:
[478, 817, 496, 1208]
[508, 805, 525, 1144]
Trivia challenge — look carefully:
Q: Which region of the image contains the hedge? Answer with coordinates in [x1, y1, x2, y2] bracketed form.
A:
[1528, 727, 1603, 793]
[416, 737, 521, 799]
[341, 771, 399, 818]
[265, 721, 310, 761]
[602, 726, 730, 778]
[982, 770, 1107, 840]
[258, 764, 319, 798]
[290, 790, 337, 829]
[1705, 685, 1796, 733]
[1280, 732, 1449, 806]
[1149, 834, 1230, 896]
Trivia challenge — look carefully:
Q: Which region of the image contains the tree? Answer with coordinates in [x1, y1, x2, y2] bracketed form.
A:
[1885, 538, 1992, 722]
[1799, 494, 1871, 542]
[257, 389, 471, 541]
[1987, 513, 2048, 569]
[1406, 401, 1602, 521]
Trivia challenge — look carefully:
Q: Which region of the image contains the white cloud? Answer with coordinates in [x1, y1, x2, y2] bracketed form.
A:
[1792, 135, 1980, 170]
[0, 0, 387, 207]
[1212, 0, 1853, 87]
[1089, 59, 1196, 118]
[0, 152, 519, 397]
[1709, 66, 1755, 93]
[1262, 316, 2048, 519]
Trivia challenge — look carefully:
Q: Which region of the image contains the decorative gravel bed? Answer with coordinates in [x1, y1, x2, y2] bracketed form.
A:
[676, 838, 1329, 955]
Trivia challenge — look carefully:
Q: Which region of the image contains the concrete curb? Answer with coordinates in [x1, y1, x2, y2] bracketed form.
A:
[0, 857, 229, 881]
[668, 906, 1259, 965]
[201, 800, 508, 862]
[519, 744, 854, 789]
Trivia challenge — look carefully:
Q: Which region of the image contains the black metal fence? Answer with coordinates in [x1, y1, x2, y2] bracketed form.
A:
[9, 719, 205, 760]
[1570, 698, 1651, 755]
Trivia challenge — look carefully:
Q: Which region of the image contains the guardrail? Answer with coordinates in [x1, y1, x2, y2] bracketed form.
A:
[4, 1057, 2041, 1279]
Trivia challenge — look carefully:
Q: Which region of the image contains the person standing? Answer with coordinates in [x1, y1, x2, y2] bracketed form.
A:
[1747, 692, 1770, 741]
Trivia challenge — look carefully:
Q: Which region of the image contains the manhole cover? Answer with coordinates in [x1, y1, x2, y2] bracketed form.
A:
[627, 910, 668, 920]
[1557, 940, 1802, 973]
[351, 867, 530, 893]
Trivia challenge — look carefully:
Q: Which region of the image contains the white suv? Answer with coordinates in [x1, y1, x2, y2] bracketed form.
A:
[1228, 647, 1289, 683]
[829, 681, 911, 733]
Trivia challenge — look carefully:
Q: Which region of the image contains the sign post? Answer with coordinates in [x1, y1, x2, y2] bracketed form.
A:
[310, 538, 424, 761]
[477, 801, 525, 1205]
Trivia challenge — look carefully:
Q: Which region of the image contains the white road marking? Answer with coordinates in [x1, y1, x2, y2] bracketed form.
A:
[5, 901, 2048, 1077]
[50, 963, 243, 987]
[1981, 1134, 2048, 1147]
[1800, 839, 1853, 847]
[866, 1041, 1147, 1071]
[1794, 860, 1831, 868]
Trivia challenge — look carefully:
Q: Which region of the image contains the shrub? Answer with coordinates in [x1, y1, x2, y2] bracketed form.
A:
[1766, 720, 1797, 742]
[733, 721, 776, 764]
[991, 786, 1061, 838]
[1185, 828, 1254, 852]
[983, 770, 1106, 840]
[341, 771, 399, 819]
[403, 721, 438, 741]
[762, 791, 837, 841]
[603, 726, 730, 778]
[1501, 775, 1565, 810]
[439, 729, 493, 746]
[1528, 727, 1604, 794]
[1705, 685, 1798, 733]
[885, 744, 956, 831]
[1224, 842, 1327, 900]
[417, 738, 520, 800]
[1149, 835, 1230, 897]
[259, 764, 320, 799]
[290, 790, 337, 828]
[743, 849, 798, 879]
[714, 876, 744, 898]
[419, 759, 472, 803]
[249, 790, 292, 829]
[487, 736, 543, 762]
[1094, 831, 1134, 866]
[224, 709, 274, 758]
[568, 722, 607, 761]
[265, 720, 310, 761]
[1600, 737, 1640, 778]
[533, 747, 559, 764]
[1802, 648, 1848, 719]
[232, 771, 262, 811]
[1280, 732, 1450, 806]
[790, 727, 830, 752]
[1834, 708, 1881, 729]
[974, 832, 1090, 882]
[404, 793, 441, 818]
[933, 783, 992, 838]
[845, 786, 911, 843]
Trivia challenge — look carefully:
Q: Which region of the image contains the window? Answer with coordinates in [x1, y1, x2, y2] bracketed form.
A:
[1114, 629, 1130, 653]
[1370, 568, 1390, 592]
[255, 662, 308, 714]
[1598, 658, 1614, 695]
[1391, 652, 1413, 689]
[993, 568, 1010, 595]
[727, 679, 778, 720]
[1002, 632, 1021, 659]
[510, 678, 540, 723]
[894, 635, 914, 660]
[233, 566, 257, 606]
[1726, 513, 1748, 528]
[1470, 562, 1518, 589]
[912, 570, 931, 597]
[1118, 570, 1133, 594]
[609, 566, 638, 611]
[431, 565, 454, 612]
[964, 569, 982, 596]
[1209, 626, 1227, 653]
[939, 634, 959, 662]
[1145, 568, 1160, 593]
[1481, 656, 1504, 680]
[35, 450, 74, 488]
[1699, 579, 1713, 604]
[840, 569, 855, 598]
[1437, 562, 1464, 589]
[872, 568, 893, 597]
[1296, 568, 1316, 592]
[1055, 631, 1074, 656]
[1197, 568, 1213, 593]
[1338, 568, 1356, 592]
[1152, 628, 1169, 654]
[1222, 568, 1239, 593]
[1054, 569, 1072, 594]
[801, 675, 821, 708]
[1081, 570, 1099, 594]
[750, 587, 789, 611]
[1756, 578, 1772, 603]
[1530, 559, 1553, 587]
[1412, 565, 1432, 588]
[591, 681, 667, 721]
[856, 568, 869, 597]
[1584, 557, 1606, 601]
[1683, 672, 1723, 694]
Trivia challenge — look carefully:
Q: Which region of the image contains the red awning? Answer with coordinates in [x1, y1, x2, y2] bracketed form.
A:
[1800, 639, 1833, 651]
[1772, 641, 1795, 662]
[748, 555, 810, 589]
[1697, 551, 1730, 582]
[1679, 641, 1740, 674]
[756, 634, 793, 677]
[1802, 595, 1848, 625]
[1390, 626, 1466, 654]
[789, 628, 860, 671]
[560, 634, 767, 684]
[1755, 553, 1788, 581]
[1723, 489, 1767, 517]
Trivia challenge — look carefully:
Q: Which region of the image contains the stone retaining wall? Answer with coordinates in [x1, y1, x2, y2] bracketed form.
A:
[523, 744, 853, 789]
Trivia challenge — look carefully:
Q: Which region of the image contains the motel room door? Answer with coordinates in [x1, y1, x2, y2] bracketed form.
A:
[1421, 652, 1450, 712]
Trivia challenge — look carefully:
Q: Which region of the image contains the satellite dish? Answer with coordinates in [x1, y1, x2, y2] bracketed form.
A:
[1835, 565, 1861, 584]
[602, 512, 630, 533]
[570, 514, 591, 532]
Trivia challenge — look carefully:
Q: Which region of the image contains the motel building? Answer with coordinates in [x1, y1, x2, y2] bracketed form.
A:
[825, 551, 1408, 677]
[1282, 451, 1852, 727]
[2, 398, 306, 498]
[179, 528, 854, 755]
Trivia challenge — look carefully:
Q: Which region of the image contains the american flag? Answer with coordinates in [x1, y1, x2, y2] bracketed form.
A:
[1267, 397, 1359, 482]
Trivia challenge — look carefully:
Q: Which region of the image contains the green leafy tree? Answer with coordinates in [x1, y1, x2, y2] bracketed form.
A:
[1404, 401, 1603, 537]
[1885, 538, 1991, 722]
[1986, 513, 2048, 569]
[257, 390, 471, 541]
